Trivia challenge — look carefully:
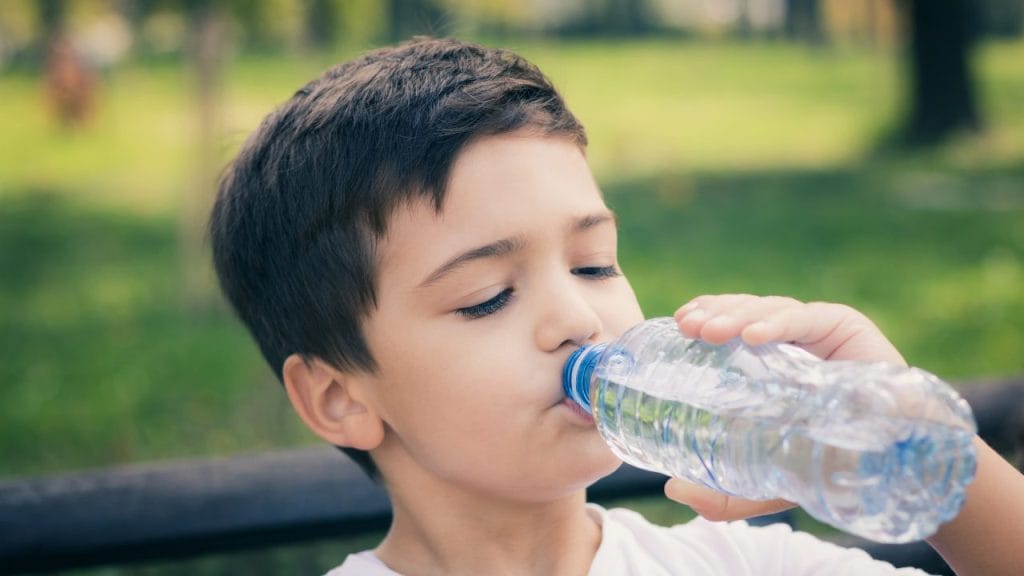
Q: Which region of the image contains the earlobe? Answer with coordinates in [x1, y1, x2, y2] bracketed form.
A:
[282, 354, 385, 451]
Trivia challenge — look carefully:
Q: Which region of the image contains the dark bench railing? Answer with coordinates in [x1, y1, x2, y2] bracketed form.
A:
[2, 378, 1021, 575]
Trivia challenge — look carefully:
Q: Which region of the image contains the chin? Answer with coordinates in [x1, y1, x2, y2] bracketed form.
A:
[594, 451, 624, 480]
[563, 441, 623, 490]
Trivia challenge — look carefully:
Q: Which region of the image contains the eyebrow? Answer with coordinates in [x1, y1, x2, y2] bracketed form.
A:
[418, 210, 616, 289]
[574, 211, 616, 233]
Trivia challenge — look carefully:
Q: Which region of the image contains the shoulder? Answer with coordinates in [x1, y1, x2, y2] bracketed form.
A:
[323, 551, 399, 576]
[588, 505, 935, 576]
[589, 505, 773, 575]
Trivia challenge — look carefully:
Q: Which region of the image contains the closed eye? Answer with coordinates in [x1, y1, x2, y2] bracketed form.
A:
[455, 288, 514, 319]
[573, 266, 620, 279]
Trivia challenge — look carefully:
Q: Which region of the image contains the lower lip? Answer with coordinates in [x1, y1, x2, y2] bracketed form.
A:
[562, 397, 595, 425]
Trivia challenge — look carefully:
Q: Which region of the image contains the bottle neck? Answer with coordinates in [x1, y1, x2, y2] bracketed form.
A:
[562, 343, 608, 414]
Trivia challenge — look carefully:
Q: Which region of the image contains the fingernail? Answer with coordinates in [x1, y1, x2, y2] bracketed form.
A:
[742, 321, 780, 346]
[683, 308, 707, 323]
[678, 301, 700, 313]
[705, 314, 733, 327]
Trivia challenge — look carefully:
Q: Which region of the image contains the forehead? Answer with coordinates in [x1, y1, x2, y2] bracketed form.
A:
[377, 133, 608, 280]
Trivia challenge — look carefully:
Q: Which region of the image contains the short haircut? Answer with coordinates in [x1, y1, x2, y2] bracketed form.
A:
[209, 37, 587, 478]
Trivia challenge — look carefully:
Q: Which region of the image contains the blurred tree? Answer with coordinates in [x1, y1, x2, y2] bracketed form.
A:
[115, 0, 232, 307]
[572, 0, 653, 36]
[304, 0, 338, 49]
[604, 0, 653, 34]
[388, 0, 445, 42]
[785, 0, 823, 42]
[181, 0, 226, 310]
[978, 0, 1023, 37]
[231, 0, 308, 52]
[903, 0, 981, 144]
[438, 0, 528, 37]
[117, 0, 145, 36]
[232, 0, 276, 50]
[335, 0, 386, 48]
[38, 0, 66, 42]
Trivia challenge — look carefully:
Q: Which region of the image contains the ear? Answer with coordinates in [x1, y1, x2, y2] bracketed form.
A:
[282, 354, 384, 451]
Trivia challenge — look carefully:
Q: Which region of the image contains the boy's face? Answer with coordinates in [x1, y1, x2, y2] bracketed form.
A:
[361, 132, 644, 503]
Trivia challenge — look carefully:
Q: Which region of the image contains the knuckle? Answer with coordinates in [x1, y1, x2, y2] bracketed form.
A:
[812, 301, 869, 323]
[698, 507, 731, 522]
[765, 295, 801, 307]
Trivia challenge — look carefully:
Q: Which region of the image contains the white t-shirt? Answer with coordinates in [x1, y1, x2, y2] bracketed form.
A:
[324, 505, 934, 575]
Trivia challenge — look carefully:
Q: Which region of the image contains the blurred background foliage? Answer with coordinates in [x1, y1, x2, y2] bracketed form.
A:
[1, 1, 1023, 571]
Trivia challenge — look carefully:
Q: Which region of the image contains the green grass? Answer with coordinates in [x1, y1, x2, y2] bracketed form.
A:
[524, 40, 901, 173]
[1, 37, 1023, 574]
[0, 194, 313, 476]
[610, 165, 1024, 379]
[3, 39, 1023, 213]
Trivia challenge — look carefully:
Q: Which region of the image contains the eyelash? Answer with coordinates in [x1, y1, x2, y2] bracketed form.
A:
[456, 288, 514, 319]
[454, 266, 620, 319]
[574, 266, 621, 280]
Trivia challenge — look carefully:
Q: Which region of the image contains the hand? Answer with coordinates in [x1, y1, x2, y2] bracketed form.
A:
[663, 477, 794, 522]
[663, 294, 906, 521]
[675, 294, 905, 365]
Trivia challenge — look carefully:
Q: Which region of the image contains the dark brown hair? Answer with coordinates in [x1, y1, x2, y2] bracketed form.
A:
[209, 37, 586, 478]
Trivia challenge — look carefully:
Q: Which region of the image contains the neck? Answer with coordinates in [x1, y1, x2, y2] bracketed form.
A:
[374, 473, 601, 576]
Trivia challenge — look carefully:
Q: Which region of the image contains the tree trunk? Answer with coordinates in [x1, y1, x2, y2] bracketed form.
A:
[305, 0, 338, 50]
[388, 0, 442, 42]
[181, 1, 225, 311]
[39, 0, 66, 38]
[785, 0, 823, 42]
[605, 0, 652, 35]
[37, 0, 66, 66]
[904, 0, 981, 144]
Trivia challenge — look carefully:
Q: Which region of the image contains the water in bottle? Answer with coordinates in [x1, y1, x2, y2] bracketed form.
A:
[562, 317, 977, 543]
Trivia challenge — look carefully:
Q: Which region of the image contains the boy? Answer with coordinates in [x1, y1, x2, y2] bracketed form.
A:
[209, 38, 1024, 575]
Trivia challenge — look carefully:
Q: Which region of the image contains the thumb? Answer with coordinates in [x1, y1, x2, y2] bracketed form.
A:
[664, 478, 794, 522]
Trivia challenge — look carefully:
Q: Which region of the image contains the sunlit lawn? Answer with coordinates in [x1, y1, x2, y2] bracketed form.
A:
[3, 35, 1023, 471]
[4, 38, 1023, 212]
[1, 36, 1023, 574]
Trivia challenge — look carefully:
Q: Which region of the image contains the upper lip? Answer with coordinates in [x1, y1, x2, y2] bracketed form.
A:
[552, 351, 576, 404]
[550, 380, 569, 407]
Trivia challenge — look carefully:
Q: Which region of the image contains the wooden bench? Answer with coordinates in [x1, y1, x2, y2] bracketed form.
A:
[3, 378, 1020, 575]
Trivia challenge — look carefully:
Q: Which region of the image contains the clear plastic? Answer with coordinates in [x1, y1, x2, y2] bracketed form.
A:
[563, 317, 977, 543]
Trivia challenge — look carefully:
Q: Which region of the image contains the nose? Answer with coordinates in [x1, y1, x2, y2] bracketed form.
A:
[534, 275, 603, 353]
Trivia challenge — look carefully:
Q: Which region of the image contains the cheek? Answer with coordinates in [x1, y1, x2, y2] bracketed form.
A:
[599, 280, 645, 336]
[376, 335, 542, 477]
[375, 329, 512, 428]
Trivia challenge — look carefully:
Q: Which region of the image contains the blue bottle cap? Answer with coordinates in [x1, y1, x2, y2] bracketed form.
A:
[562, 343, 608, 414]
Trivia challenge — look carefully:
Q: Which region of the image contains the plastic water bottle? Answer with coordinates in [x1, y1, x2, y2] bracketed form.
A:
[563, 317, 977, 543]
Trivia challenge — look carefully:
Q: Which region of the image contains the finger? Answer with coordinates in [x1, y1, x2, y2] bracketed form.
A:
[675, 296, 904, 364]
[676, 295, 800, 344]
[742, 302, 904, 364]
[674, 295, 720, 338]
[676, 294, 764, 319]
[743, 302, 835, 347]
[664, 478, 794, 522]
[700, 295, 804, 344]
[674, 294, 756, 342]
